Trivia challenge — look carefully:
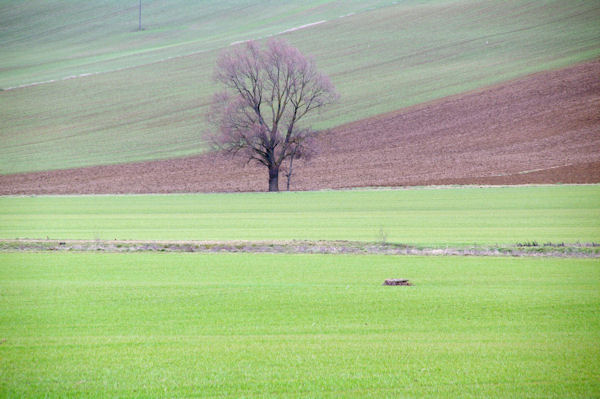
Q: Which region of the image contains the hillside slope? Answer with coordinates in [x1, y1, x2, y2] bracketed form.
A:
[2, 60, 598, 194]
[1, 0, 599, 175]
[0, 0, 395, 89]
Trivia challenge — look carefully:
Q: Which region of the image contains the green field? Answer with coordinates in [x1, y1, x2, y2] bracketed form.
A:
[1, 185, 599, 245]
[1, 252, 598, 397]
[1, 0, 599, 174]
[0, 0, 395, 89]
[3, 2, 600, 394]
[1, 186, 599, 397]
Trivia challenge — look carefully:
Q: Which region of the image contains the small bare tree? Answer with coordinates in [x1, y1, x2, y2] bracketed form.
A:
[282, 127, 317, 191]
[209, 39, 338, 192]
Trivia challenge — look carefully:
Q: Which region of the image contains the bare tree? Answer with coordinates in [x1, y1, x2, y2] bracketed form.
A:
[281, 127, 317, 191]
[209, 39, 338, 192]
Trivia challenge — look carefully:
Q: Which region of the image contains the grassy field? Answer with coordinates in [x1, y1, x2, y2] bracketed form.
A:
[0, 0, 395, 89]
[1, 186, 598, 396]
[1, 0, 599, 174]
[1, 252, 598, 397]
[1, 185, 599, 245]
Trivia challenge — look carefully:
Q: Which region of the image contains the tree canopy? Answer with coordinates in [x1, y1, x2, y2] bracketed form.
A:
[209, 39, 338, 191]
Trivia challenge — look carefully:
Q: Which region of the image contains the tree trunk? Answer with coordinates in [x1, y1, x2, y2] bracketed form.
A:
[268, 165, 280, 192]
[286, 155, 294, 191]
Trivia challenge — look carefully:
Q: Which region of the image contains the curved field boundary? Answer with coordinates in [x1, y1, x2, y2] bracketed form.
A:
[1, 59, 598, 194]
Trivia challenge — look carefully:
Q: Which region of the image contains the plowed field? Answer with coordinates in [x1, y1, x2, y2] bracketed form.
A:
[1, 60, 598, 194]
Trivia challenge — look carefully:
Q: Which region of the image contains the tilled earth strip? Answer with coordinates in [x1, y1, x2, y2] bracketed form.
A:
[2, 240, 598, 258]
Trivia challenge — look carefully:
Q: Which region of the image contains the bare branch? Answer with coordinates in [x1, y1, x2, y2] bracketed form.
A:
[208, 39, 338, 191]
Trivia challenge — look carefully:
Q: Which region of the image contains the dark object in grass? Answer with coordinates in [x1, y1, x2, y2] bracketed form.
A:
[383, 279, 412, 286]
[517, 241, 539, 247]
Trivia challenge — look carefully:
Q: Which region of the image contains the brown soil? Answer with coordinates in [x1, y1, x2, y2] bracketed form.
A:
[1, 60, 599, 194]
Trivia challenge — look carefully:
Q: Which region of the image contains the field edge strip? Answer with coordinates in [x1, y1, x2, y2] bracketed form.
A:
[1, 239, 598, 258]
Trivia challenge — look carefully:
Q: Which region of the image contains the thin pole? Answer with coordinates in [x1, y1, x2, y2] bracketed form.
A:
[138, 0, 142, 31]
